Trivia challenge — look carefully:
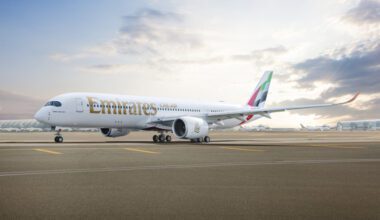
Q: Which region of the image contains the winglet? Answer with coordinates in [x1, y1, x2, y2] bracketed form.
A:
[341, 92, 360, 104]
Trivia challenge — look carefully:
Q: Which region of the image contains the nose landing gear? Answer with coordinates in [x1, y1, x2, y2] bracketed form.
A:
[54, 128, 64, 143]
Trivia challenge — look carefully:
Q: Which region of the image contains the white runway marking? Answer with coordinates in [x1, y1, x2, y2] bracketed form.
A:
[0, 158, 379, 177]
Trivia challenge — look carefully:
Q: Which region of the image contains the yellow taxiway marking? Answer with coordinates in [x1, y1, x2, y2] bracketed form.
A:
[124, 148, 160, 154]
[34, 148, 63, 155]
[220, 147, 265, 152]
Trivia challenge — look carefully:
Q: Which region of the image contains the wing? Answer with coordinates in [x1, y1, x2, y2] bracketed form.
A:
[206, 92, 359, 122]
[146, 93, 359, 128]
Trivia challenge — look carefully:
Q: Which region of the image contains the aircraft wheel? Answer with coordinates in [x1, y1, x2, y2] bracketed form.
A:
[196, 138, 202, 143]
[165, 135, 172, 142]
[204, 136, 211, 143]
[153, 135, 159, 143]
[159, 134, 166, 143]
[55, 136, 63, 143]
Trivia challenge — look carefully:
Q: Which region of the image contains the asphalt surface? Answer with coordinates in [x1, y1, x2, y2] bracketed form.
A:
[0, 131, 379, 219]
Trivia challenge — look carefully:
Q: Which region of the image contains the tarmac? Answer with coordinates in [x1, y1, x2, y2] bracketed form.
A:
[0, 131, 379, 219]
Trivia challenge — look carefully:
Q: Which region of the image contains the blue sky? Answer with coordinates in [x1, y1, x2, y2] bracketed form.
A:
[0, 0, 379, 127]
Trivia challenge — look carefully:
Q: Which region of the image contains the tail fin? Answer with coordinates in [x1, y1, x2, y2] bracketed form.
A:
[300, 124, 306, 129]
[246, 71, 273, 108]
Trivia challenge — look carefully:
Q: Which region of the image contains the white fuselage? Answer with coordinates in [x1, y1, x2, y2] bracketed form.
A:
[35, 93, 259, 130]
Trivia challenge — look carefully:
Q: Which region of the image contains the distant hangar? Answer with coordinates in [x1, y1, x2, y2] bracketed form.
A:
[337, 119, 380, 131]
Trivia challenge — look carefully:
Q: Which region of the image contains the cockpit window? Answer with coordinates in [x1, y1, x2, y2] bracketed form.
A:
[45, 101, 62, 107]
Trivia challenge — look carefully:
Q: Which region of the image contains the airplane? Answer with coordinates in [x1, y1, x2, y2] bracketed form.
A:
[300, 124, 335, 131]
[34, 71, 359, 143]
[239, 124, 271, 132]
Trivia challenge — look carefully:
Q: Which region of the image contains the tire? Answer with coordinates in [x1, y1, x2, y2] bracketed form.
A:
[153, 135, 159, 143]
[159, 134, 166, 143]
[165, 135, 172, 142]
[55, 136, 63, 143]
[196, 138, 201, 143]
[204, 136, 210, 143]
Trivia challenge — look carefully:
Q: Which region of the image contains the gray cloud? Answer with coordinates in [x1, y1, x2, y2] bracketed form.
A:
[294, 42, 380, 97]
[121, 8, 182, 34]
[275, 39, 380, 121]
[0, 90, 44, 120]
[274, 2, 380, 121]
[345, 0, 380, 24]
[50, 8, 203, 62]
[85, 45, 287, 72]
[116, 8, 203, 55]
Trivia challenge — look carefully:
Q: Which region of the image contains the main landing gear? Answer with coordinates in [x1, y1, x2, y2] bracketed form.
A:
[152, 134, 211, 144]
[153, 133, 172, 143]
[190, 136, 211, 143]
[54, 128, 64, 143]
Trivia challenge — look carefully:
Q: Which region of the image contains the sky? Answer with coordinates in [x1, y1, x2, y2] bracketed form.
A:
[0, 0, 379, 127]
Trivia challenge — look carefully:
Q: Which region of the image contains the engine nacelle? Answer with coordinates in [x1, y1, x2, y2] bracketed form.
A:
[100, 128, 130, 137]
[172, 116, 209, 139]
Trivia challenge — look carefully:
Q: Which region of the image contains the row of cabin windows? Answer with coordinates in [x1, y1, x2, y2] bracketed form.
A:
[86, 104, 201, 112]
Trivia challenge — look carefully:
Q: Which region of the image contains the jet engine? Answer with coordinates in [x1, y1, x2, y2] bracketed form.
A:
[172, 116, 208, 139]
[100, 128, 130, 137]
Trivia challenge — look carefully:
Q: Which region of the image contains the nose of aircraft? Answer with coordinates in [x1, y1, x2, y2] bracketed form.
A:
[34, 108, 48, 123]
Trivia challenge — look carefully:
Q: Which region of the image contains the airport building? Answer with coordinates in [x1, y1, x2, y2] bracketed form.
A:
[0, 119, 98, 132]
[0, 119, 50, 132]
[337, 119, 380, 131]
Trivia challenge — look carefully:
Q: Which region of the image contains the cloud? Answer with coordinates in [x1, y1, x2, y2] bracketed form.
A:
[116, 8, 203, 56]
[51, 8, 203, 62]
[272, 38, 380, 122]
[345, 0, 380, 24]
[229, 46, 288, 73]
[261, 3, 380, 124]
[50, 43, 118, 62]
[82, 44, 288, 75]
[79, 62, 167, 75]
[0, 90, 44, 120]
[231, 46, 287, 62]
[293, 40, 380, 97]
[158, 56, 225, 65]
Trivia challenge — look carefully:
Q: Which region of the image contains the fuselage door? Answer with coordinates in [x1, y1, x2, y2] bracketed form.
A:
[76, 98, 84, 112]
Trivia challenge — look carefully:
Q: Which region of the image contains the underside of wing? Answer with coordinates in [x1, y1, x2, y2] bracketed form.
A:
[144, 118, 176, 131]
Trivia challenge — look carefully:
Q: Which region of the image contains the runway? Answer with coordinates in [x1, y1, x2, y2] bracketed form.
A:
[0, 131, 379, 219]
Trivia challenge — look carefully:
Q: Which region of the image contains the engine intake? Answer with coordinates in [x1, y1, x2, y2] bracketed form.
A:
[100, 128, 130, 137]
[172, 117, 208, 139]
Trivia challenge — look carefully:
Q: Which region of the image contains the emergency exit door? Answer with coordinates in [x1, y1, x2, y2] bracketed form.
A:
[76, 98, 84, 112]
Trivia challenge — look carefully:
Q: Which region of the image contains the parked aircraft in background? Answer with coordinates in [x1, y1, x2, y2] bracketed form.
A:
[240, 125, 271, 132]
[300, 124, 335, 131]
[34, 71, 359, 143]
